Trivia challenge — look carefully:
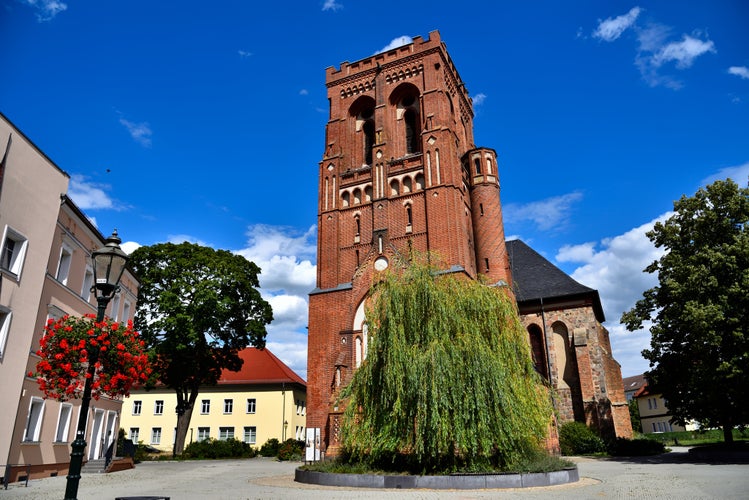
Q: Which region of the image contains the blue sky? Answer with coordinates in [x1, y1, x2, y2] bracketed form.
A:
[2, 1, 748, 380]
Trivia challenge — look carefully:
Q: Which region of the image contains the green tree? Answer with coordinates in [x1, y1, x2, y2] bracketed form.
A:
[340, 260, 553, 473]
[129, 242, 273, 455]
[628, 399, 642, 434]
[622, 179, 749, 444]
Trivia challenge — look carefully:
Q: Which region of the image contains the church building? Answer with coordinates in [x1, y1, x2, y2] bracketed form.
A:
[307, 31, 631, 456]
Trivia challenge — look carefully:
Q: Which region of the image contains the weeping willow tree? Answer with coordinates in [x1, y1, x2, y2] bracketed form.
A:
[339, 260, 554, 473]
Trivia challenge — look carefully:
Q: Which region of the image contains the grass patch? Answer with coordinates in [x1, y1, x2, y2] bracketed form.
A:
[644, 428, 749, 447]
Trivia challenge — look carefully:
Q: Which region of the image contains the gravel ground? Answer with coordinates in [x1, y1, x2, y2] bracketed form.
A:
[2, 448, 747, 499]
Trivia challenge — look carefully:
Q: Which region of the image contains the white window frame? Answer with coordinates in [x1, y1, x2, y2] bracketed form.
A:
[151, 427, 162, 445]
[154, 400, 164, 415]
[130, 427, 140, 443]
[55, 403, 73, 442]
[110, 294, 121, 321]
[0, 307, 12, 358]
[224, 398, 233, 414]
[56, 244, 74, 285]
[132, 400, 142, 415]
[1, 227, 28, 277]
[246, 398, 256, 414]
[122, 300, 132, 322]
[24, 397, 45, 442]
[197, 427, 210, 441]
[201, 399, 210, 414]
[243, 426, 256, 445]
[219, 427, 234, 441]
[81, 266, 94, 301]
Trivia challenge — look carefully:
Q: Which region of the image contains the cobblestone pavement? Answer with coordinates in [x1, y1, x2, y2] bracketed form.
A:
[2, 448, 747, 499]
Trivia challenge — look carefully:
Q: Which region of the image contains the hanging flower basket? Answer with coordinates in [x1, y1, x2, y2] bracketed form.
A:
[32, 314, 151, 401]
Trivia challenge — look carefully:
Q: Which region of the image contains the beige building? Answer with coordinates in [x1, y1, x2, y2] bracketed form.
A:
[634, 380, 698, 434]
[1, 112, 138, 482]
[121, 348, 306, 453]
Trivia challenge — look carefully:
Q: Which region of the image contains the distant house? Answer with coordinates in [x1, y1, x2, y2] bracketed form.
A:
[120, 347, 306, 452]
[632, 376, 698, 434]
[622, 374, 647, 401]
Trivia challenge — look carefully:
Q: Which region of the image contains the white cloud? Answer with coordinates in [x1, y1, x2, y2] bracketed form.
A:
[700, 161, 749, 187]
[592, 6, 641, 42]
[24, 0, 67, 22]
[234, 224, 317, 380]
[119, 118, 153, 147]
[120, 241, 141, 255]
[472, 93, 487, 106]
[503, 191, 583, 231]
[299, 89, 309, 96]
[558, 214, 670, 377]
[652, 35, 716, 69]
[166, 234, 212, 247]
[728, 66, 749, 80]
[376, 36, 413, 55]
[322, 0, 342, 12]
[238, 50, 253, 58]
[68, 174, 114, 210]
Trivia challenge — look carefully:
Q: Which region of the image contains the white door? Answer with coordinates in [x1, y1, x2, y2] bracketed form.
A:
[88, 409, 105, 459]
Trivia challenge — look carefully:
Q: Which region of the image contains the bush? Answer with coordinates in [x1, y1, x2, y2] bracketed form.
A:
[182, 438, 256, 460]
[277, 439, 305, 461]
[559, 422, 606, 456]
[259, 438, 280, 457]
[609, 437, 666, 456]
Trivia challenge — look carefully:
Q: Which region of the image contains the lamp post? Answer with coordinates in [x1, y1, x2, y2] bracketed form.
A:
[64, 230, 128, 500]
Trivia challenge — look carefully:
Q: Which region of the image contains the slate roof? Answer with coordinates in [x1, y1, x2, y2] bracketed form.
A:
[217, 347, 306, 387]
[506, 239, 605, 322]
[622, 373, 647, 396]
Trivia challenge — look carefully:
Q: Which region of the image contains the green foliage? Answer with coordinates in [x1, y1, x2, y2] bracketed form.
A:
[609, 437, 665, 456]
[645, 428, 749, 446]
[558, 422, 606, 456]
[628, 399, 642, 433]
[129, 242, 273, 454]
[259, 438, 280, 457]
[621, 179, 749, 443]
[277, 439, 305, 461]
[181, 438, 256, 459]
[340, 259, 554, 473]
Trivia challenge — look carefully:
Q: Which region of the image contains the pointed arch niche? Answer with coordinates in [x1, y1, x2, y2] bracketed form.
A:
[353, 299, 368, 368]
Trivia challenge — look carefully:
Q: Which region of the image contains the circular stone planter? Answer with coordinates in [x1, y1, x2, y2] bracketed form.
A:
[295, 466, 578, 489]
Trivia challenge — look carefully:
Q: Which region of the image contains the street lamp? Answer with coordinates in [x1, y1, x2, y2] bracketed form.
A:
[64, 230, 128, 500]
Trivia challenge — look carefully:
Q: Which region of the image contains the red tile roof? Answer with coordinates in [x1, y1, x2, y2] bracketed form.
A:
[217, 347, 306, 387]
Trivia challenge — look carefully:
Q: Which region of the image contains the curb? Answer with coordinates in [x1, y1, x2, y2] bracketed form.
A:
[294, 466, 579, 489]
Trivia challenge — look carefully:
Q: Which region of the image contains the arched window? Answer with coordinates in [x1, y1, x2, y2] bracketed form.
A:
[527, 324, 548, 379]
[342, 191, 350, 207]
[353, 188, 361, 205]
[403, 177, 412, 193]
[415, 173, 425, 190]
[355, 216, 360, 236]
[474, 158, 481, 174]
[390, 179, 399, 196]
[404, 108, 420, 154]
[552, 322, 576, 389]
[364, 185, 373, 202]
[406, 205, 413, 225]
[363, 117, 375, 165]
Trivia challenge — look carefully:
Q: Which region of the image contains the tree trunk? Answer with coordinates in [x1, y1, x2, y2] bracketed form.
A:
[723, 421, 734, 445]
[173, 391, 198, 456]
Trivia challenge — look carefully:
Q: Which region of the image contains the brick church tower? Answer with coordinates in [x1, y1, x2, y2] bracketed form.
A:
[307, 31, 631, 454]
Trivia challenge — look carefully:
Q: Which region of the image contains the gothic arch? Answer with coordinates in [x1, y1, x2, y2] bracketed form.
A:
[389, 82, 422, 155]
[527, 323, 548, 379]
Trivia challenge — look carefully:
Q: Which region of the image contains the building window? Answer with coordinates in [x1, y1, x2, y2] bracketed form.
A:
[1, 228, 28, 277]
[474, 158, 481, 175]
[0, 308, 12, 357]
[647, 398, 652, 410]
[363, 116, 375, 165]
[653, 398, 658, 409]
[246, 398, 256, 414]
[404, 108, 420, 154]
[219, 427, 234, 440]
[652, 422, 657, 432]
[56, 245, 73, 285]
[81, 267, 94, 300]
[198, 427, 210, 441]
[224, 399, 233, 414]
[24, 398, 45, 442]
[130, 427, 139, 443]
[154, 400, 164, 415]
[243, 426, 256, 445]
[110, 294, 121, 321]
[55, 403, 73, 442]
[132, 400, 142, 415]
[151, 427, 162, 445]
[201, 399, 210, 414]
[122, 301, 131, 322]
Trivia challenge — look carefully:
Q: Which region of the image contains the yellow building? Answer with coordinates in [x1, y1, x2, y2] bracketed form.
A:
[120, 348, 306, 452]
[635, 384, 697, 434]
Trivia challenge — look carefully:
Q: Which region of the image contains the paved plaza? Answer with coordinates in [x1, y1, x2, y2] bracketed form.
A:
[2, 448, 747, 499]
